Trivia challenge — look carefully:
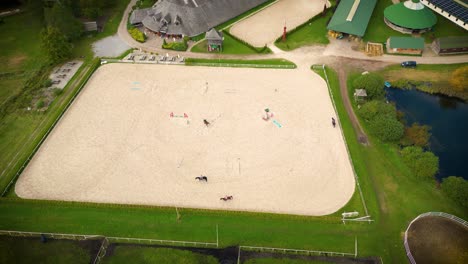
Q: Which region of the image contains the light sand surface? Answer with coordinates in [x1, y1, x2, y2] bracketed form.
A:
[230, 0, 329, 47]
[16, 63, 354, 216]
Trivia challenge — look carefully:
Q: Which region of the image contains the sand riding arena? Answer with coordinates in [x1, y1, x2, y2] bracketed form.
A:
[16, 63, 355, 216]
[230, 0, 330, 47]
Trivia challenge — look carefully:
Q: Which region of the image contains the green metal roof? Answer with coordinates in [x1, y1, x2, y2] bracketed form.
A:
[388, 37, 424, 49]
[438, 36, 468, 49]
[384, 2, 437, 29]
[327, 0, 378, 37]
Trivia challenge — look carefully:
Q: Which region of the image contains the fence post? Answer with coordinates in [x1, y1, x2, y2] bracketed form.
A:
[216, 224, 219, 248]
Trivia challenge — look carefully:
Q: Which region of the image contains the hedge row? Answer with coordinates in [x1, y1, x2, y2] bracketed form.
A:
[128, 27, 146, 43]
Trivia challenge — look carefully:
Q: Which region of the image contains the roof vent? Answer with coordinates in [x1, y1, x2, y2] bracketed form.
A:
[346, 0, 361, 21]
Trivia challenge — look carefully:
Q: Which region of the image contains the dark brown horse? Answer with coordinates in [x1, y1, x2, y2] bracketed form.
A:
[195, 176, 208, 182]
[220, 195, 233, 201]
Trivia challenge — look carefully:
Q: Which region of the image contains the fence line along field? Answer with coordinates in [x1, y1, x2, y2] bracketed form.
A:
[15, 63, 354, 216]
[230, 0, 330, 47]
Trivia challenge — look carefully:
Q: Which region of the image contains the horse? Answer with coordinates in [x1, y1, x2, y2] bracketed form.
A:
[203, 119, 210, 126]
[332, 117, 336, 128]
[220, 195, 233, 201]
[195, 176, 208, 182]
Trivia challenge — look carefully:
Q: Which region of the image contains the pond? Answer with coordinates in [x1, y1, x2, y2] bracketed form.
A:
[386, 88, 468, 180]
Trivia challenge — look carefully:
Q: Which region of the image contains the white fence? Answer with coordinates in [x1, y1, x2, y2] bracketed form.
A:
[312, 64, 370, 217]
[403, 212, 468, 264]
[239, 245, 356, 257]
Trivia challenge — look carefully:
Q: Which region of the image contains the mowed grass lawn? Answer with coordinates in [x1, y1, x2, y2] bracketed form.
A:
[191, 32, 260, 55]
[0, 235, 91, 264]
[364, 0, 467, 43]
[275, 9, 333, 51]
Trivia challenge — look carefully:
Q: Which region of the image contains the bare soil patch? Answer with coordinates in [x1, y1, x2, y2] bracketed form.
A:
[407, 216, 468, 264]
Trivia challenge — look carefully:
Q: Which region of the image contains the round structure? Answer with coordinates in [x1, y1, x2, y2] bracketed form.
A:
[384, 0, 437, 34]
[404, 212, 468, 264]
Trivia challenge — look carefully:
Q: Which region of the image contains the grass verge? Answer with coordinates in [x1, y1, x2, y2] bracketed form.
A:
[377, 63, 468, 101]
[185, 58, 296, 68]
[275, 5, 335, 51]
[191, 30, 270, 55]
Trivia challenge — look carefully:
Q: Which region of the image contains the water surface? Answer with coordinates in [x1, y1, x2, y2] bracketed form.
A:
[386, 88, 468, 180]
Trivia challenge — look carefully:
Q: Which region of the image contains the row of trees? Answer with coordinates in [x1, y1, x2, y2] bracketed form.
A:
[354, 72, 467, 208]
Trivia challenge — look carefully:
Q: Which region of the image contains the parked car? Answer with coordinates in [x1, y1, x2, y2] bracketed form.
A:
[401, 61, 417, 68]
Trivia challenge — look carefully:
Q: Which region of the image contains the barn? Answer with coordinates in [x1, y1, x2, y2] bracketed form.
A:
[129, 0, 268, 37]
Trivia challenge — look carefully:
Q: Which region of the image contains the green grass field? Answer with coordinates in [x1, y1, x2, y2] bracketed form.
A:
[185, 58, 296, 68]
[191, 32, 261, 55]
[245, 258, 329, 264]
[103, 247, 218, 264]
[0, 236, 91, 264]
[275, 11, 333, 51]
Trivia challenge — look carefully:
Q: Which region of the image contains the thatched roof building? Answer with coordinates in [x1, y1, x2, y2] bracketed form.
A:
[131, 0, 268, 37]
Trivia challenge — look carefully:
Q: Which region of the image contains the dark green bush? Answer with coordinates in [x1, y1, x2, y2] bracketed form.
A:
[401, 146, 439, 180]
[368, 115, 404, 142]
[441, 176, 468, 208]
[353, 73, 385, 99]
[358, 100, 396, 121]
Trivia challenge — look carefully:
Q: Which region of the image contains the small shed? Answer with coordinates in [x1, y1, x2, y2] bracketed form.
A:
[386, 37, 424, 55]
[354, 89, 367, 102]
[206, 28, 223, 52]
[432, 36, 468, 55]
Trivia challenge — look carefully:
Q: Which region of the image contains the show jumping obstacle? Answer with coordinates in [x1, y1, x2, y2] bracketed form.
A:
[170, 112, 188, 118]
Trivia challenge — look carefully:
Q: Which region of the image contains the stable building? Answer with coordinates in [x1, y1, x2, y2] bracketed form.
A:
[384, 0, 437, 34]
[432, 36, 468, 55]
[327, 0, 378, 38]
[130, 0, 268, 38]
[386, 37, 425, 55]
[206, 28, 223, 52]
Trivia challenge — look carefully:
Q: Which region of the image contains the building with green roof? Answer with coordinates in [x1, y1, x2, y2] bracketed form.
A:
[432, 36, 468, 55]
[384, 0, 437, 34]
[386, 37, 425, 55]
[327, 0, 377, 37]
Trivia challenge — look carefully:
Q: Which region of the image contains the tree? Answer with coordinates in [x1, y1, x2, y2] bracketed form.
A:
[359, 100, 396, 121]
[368, 115, 404, 142]
[41, 26, 72, 64]
[441, 176, 468, 208]
[401, 123, 431, 147]
[44, 1, 83, 41]
[353, 73, 385, 99]
[449, 66, 468, 92]
[401, 146, 439, 180]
